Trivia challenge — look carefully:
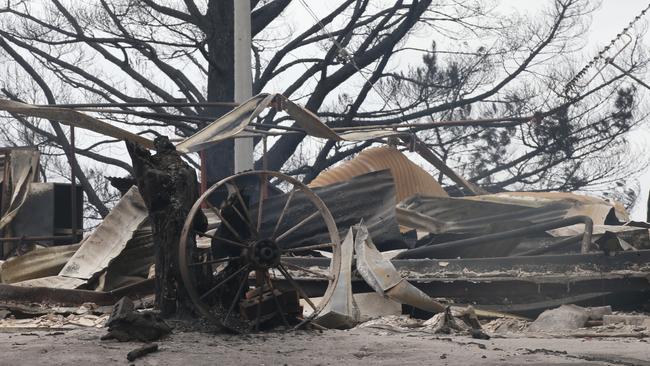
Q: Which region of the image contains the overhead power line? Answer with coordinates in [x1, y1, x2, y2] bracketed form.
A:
[564, 1, 650, 94]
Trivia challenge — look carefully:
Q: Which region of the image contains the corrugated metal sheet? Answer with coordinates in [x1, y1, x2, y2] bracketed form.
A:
[13, 275, 86, 289]
[0, 243, 80, 284]
[97, 223, 154, 291]
[176, 94, 419, 153]
[253, 170, 405, 251]
[309, 147, 448, 202]
[396, 192, 627, 258]
[397, 195, 576, 235]
[466, 191, 629, 224]
[59, 186, 148, 281]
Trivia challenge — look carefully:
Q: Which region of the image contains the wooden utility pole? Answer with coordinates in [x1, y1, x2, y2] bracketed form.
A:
[233, 0, 254, 173]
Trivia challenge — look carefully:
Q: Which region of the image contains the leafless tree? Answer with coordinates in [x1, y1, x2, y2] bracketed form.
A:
[0, 0, 646, 219]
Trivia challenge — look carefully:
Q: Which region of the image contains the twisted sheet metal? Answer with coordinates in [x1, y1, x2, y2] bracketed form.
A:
[59, 186, 148, 281]
[309, 147, 448, 202]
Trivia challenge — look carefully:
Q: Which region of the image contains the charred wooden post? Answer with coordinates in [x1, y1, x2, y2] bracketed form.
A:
[126, 136, 207, 316]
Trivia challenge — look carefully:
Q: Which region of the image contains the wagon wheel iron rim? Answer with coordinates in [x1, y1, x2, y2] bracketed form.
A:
[178, 170, 341, 332]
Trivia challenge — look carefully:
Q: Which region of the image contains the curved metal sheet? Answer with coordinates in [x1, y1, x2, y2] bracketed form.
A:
[310, 146, 448, 202]
[59, 186, 148, 281]
[0, 99, 154, 149]
[282, 97, 340, 140]
[0, 243, 80, 284]
[176, 93, 274, 153]
[466, 191, 629, 223]
[255, 170, 405, 251]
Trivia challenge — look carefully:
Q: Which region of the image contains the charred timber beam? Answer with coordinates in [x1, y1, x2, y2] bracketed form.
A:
[0, 279, 153, 307]
[287, 249, 650, 275]
[283, 249, 650, 299]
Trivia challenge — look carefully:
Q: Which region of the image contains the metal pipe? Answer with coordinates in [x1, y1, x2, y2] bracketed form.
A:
[395, 215, 594, 259]
[607, 59, 650, 90]
[0, 235, 76, 243]
[37, 101, 239, 108]
[330, 116, 533, 132]
[35, 106, 530, 133]
[515, 234, 583, 257]
[70, 126, 78, 244]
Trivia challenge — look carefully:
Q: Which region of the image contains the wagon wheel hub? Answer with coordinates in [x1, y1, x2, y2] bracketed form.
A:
[248, 239, 281, 269]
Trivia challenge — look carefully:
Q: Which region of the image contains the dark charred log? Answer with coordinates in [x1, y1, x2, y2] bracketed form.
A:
[126, 136, 207, 317]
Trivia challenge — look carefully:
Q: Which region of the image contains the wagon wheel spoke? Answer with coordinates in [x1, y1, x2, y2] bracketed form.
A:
[256, 173, 268, 233]
[280, 261, 333, 280]
[271, 189, 296, 239]
[276, 210, 319, 242]
[225, 182, 258, 237]
[188, 256, 237, 267]
[205, 201, 246, 243]
[277, 264, 317, 311]
[282, 243, 333, 253]
[294, 312, 319, 331]
[212, 235, 249, 249]
[200, 264, 250, 301]
[224, 273, 249, 326]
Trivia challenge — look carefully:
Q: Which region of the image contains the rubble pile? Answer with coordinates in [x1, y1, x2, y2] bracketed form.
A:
[0, 94, 647, 352]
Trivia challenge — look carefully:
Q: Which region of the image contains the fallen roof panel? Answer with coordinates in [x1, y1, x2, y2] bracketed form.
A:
[59, 186, 148, 281]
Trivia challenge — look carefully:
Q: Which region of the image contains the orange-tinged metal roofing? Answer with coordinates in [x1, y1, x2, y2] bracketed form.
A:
[309, 146, 448, 202]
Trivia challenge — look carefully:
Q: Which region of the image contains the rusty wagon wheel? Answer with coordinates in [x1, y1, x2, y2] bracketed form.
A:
[179, 170, 341, 331]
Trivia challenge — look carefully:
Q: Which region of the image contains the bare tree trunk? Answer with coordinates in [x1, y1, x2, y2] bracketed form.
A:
[202, 0, 236, 186]
[126, 137, 207, 317]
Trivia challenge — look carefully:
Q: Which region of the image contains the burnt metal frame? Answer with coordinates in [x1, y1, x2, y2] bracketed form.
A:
[0, 127, 81, 257]
[283, 249, 650, 317]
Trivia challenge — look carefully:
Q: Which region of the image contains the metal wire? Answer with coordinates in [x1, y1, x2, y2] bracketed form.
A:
[297, 0, 410, 125]
[564, 1, 650, 94]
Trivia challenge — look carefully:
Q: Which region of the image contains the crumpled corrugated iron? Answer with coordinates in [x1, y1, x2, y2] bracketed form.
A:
[353, 224, 445, 314]
[0, 243, 80, 284]
[310, 147, 448, 202]
[255, 170, 405, 251]
[466, 191, 629, 223]
[395, 191, 627, 258]
[8, 186, 151, 290]
[59, 186, 148, 282]
[314, 228, 359, 329]
[175, 94, 406, 153]
[175, 94, 276, 153]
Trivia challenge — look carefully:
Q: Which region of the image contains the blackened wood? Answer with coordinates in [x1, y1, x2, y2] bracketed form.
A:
[127, 137, 207, 317]
[126, 344, 159, 361]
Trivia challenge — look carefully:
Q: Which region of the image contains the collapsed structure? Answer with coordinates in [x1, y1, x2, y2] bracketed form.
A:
[0, 94, 647, 338]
